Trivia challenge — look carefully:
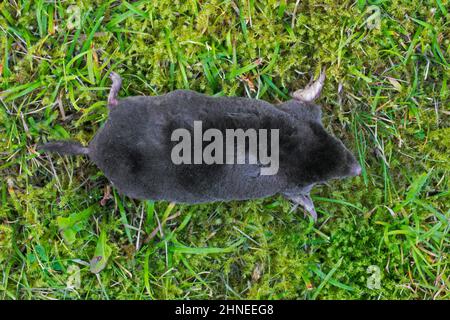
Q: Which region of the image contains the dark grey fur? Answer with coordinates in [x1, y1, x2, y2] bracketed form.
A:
[39, 75, 361, 221]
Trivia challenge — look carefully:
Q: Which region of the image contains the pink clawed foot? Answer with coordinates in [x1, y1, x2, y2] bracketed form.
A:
[108, 72, 122, 107]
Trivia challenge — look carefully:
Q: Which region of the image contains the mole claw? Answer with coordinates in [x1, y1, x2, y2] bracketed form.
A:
[107, 72, 122, 108]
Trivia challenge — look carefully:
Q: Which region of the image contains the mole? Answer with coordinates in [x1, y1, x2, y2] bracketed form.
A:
[39, 70, 361, 221]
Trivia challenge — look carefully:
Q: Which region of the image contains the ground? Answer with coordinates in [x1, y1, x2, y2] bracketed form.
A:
[0, 0, 449, 299]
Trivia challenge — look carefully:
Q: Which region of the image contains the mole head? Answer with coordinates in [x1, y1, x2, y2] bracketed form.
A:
[305, 122, 361, 182]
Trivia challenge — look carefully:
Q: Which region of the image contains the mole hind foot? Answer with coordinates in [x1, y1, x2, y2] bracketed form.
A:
[291, 67, 326, 103]
[287, 194, 318, 222]
[108, 72, 122, 107]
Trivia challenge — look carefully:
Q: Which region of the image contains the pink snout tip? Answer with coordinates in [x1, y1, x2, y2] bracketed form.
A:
[351, 164, 362, 176]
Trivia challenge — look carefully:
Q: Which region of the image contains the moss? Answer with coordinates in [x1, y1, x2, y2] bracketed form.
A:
[422, 128, 450, 170]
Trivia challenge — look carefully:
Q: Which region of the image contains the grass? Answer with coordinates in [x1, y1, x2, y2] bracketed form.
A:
[0, 0, 449, 299]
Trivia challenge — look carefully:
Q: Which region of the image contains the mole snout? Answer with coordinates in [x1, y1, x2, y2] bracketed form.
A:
[343, 147, 361, 177]
[350, 163, 362, 176]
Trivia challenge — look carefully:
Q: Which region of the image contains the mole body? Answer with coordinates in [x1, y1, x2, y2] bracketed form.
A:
[39, 71, 361, 221]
